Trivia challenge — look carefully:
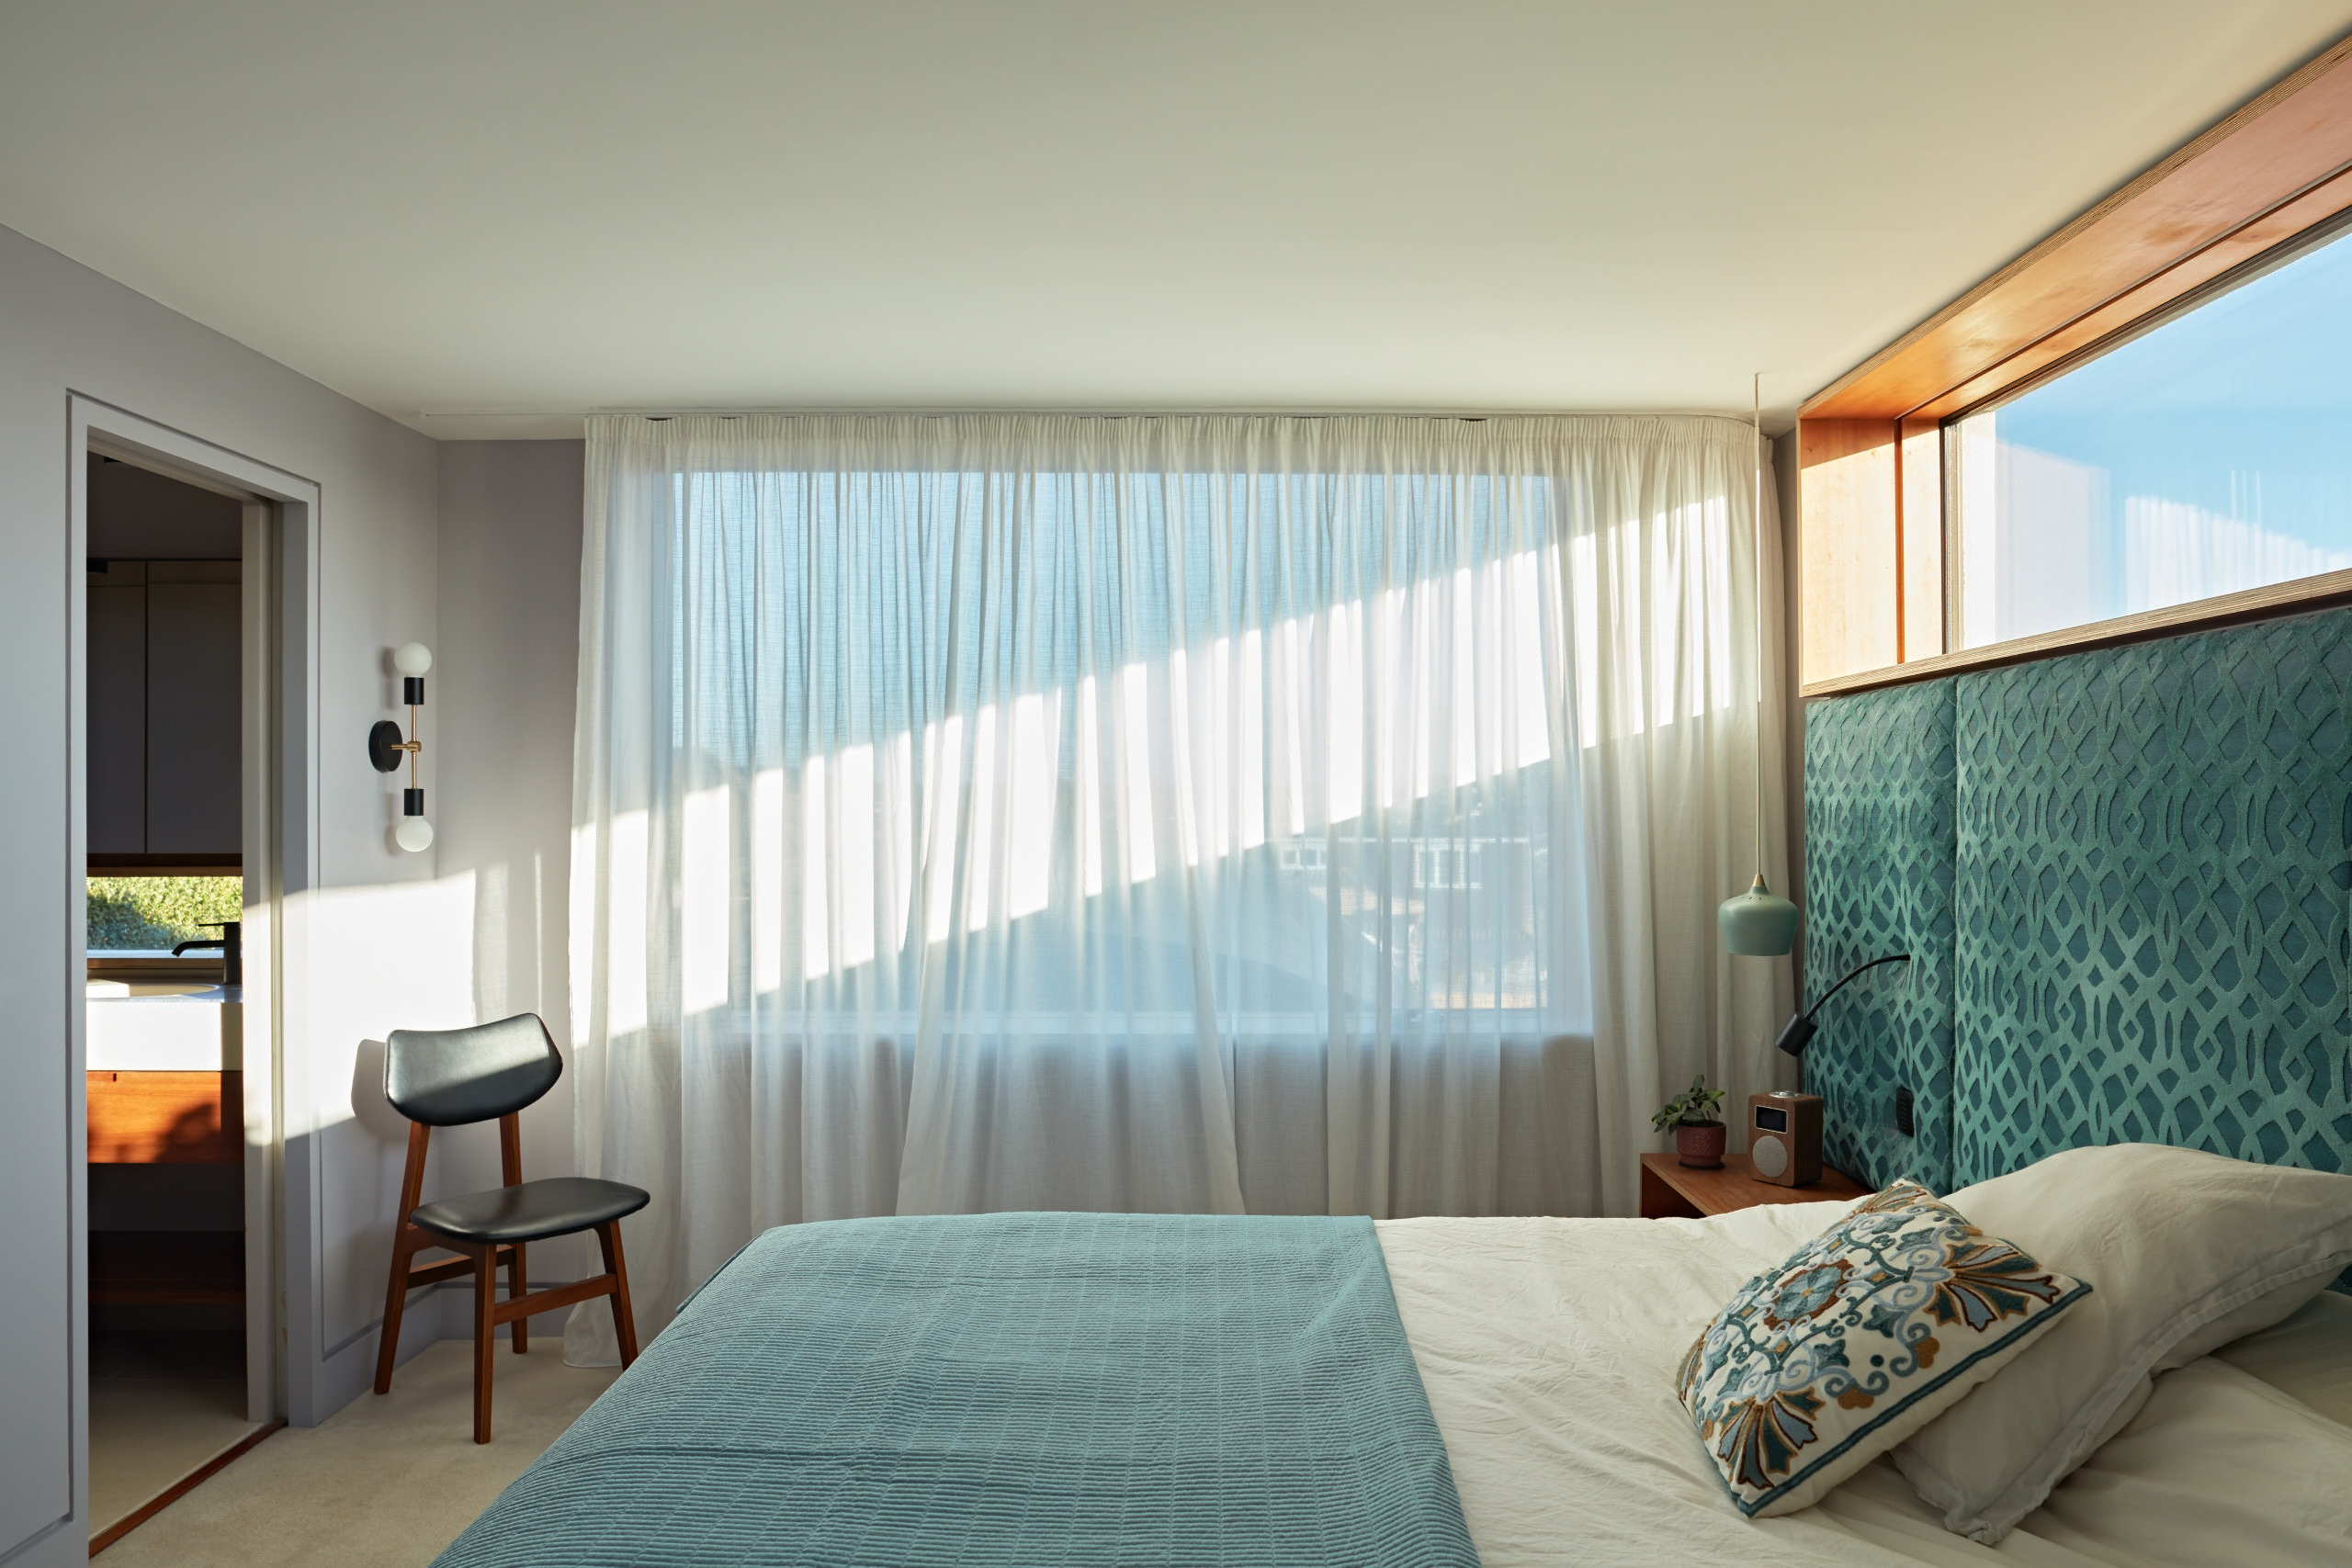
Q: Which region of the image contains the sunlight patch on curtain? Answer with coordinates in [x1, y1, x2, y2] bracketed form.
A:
[668, 554, 1563, 996]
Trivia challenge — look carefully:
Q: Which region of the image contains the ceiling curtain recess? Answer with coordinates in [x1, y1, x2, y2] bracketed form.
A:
[560, 412, 1792, 1363]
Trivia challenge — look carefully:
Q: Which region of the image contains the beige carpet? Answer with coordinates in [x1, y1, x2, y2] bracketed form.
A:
[90, 1329, 261, 1540]
[97, 1339, 619, 1566]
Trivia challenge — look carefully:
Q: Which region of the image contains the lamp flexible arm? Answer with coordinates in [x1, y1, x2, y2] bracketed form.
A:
[1803, 953, 1912, 1021]
[1774, 953, 1911, 1057]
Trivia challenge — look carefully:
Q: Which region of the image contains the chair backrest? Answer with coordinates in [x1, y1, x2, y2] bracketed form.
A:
[383, 1012, 561, 1127]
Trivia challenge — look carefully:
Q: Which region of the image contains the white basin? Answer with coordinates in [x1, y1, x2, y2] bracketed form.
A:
[85, 980, 220, 999]
[86, 985, 243, 1071]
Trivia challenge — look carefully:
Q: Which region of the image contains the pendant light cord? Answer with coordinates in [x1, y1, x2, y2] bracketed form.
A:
[1753, 372, 1767, 884]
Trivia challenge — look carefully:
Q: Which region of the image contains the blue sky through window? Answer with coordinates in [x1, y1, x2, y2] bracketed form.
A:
[1960, 224, 2352, 645]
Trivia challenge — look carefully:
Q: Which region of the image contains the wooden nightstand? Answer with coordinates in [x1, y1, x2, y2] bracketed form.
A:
[1638, 1152, 1870, 1218]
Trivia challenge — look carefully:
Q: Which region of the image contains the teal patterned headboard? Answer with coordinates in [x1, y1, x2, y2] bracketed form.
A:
[1804, 608, 2352, 1199]
[1803, 681, 1959, 1191]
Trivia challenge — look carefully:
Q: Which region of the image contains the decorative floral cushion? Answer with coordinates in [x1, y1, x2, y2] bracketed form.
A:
[1676, 1179, 2090, 1517]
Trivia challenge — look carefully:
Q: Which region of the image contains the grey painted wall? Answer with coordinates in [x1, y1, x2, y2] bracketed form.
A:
[429, 440, 589, 1303]
[0, 220, 458, 1567]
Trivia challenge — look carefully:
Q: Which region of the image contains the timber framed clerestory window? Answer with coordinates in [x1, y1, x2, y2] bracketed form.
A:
[1796, 31, 2352, 696]
[1947, 217, 2352, 652]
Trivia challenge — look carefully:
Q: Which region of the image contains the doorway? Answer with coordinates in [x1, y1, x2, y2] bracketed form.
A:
[70, 399, 316, 1553]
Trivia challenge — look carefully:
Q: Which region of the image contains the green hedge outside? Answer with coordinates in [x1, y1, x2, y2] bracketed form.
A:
[87, 876, 243, 952]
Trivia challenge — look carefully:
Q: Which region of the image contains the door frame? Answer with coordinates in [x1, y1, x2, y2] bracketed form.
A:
[67, 395, 321, 1511]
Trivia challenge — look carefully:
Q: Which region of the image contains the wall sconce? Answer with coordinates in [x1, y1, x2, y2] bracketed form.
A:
[369, 642, 435, 852]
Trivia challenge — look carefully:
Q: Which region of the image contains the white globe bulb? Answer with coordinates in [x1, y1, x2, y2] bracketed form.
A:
[393, 641, 434, 677]
[395, 816, 435, 852]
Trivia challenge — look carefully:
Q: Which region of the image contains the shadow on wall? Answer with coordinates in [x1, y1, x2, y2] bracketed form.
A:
[348, 1038, 407, 1145]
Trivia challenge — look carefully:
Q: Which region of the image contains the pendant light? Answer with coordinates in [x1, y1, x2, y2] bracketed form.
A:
[1720, 374, 1800, 957]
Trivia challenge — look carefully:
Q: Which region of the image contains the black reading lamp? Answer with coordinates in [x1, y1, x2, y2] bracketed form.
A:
[1773, 953, 1912, 1057]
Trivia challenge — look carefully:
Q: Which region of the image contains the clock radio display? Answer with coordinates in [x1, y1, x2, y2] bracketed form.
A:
[1754, 1105, 1788, 1133]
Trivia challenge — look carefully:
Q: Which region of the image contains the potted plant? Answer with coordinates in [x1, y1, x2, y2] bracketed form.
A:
[1654, 1075, 1728, 1169]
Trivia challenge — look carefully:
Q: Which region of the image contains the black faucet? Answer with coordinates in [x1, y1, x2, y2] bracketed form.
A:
[171, 920, 242, 987]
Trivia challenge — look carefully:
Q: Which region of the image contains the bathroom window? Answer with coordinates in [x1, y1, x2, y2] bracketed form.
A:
[1950, 220, 2352, 649]
[86, 875, 242, 955]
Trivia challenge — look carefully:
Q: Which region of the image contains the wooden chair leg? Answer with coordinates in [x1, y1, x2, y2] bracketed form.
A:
[498, 1111, 526, 1354]
[374, 1120, 432, 1396]
[506, 1241, 529, 1354]
[597, 1221, 641, 1367]
[373, 1239, 413, 1396]
[472, 1246, 497, 1444]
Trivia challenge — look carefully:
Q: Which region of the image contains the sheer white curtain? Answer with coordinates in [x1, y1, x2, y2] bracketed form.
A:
[564, 413, 1788, 1360]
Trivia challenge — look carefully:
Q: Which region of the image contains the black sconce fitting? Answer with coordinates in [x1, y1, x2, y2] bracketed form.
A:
[371, 642, 435, 852]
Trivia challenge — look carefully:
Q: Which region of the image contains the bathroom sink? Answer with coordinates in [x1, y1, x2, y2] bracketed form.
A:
[85, 980, 222, 999]
[86, 984, 243, 1071]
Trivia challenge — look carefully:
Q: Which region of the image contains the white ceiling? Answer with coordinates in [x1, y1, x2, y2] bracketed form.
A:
[4, 2, 2348, 439]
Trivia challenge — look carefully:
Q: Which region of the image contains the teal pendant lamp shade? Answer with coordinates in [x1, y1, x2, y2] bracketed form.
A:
[1721, 873, 1800, 956]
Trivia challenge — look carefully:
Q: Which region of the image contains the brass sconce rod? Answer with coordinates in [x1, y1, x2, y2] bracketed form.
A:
[368, 681, 426, 795]
[391, 700, 422, 788]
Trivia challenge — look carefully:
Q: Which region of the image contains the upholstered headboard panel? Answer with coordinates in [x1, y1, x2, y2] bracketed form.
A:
[1950, 612, 2352, 1186]
[1804, 607, 2352, 1200]
[1802, 679, 1959, 1192]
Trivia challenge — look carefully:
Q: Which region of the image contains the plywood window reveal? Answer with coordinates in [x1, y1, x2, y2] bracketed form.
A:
[1799, 32, 2352, 696]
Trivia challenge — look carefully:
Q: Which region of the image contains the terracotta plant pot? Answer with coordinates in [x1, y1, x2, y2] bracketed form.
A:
[1675, 1120, 1726, 1169]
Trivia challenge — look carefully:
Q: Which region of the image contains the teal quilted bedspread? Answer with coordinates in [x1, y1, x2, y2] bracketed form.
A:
[435, 1213, 1479, 1568]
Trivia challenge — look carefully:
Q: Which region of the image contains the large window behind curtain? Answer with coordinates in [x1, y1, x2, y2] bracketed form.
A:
[566, 414, 1790, 1361]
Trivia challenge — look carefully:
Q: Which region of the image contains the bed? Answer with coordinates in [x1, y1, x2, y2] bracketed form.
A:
[435, 1198, 2352, 1568]
[1382, 1204, 2352, 1568]
[441, 608, 2352, 1565]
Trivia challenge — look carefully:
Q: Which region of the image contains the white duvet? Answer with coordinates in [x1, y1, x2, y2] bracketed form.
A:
[1378, 1209, 2352, 1568]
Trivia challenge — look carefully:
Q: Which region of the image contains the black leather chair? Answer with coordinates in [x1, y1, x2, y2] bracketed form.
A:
[371, 1012, 649, 1442]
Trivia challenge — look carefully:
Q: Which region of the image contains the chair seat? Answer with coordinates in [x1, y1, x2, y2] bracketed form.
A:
[410, 1177, 650, 1246]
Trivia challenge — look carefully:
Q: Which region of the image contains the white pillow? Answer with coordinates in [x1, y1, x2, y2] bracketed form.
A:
[1892, 1144, 2352, 1543]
